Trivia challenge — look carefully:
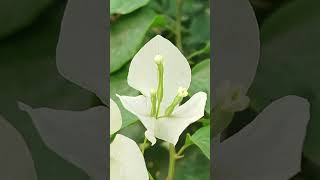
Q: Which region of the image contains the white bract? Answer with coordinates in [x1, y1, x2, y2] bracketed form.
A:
[110, 99, 148, 180]
[117, 35, 207, 146]
[212, 0, 310, 179]
[0, 115, 37, 180]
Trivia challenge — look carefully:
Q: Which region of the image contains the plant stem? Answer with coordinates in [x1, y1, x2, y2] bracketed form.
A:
[167, 144, 176, 180]
[140, 137, 149, 155]
[176, 144, 191, 157]
[149, 171, 155, 180]
[175, 0, 183, 51]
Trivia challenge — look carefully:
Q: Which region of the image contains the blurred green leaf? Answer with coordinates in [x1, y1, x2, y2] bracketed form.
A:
[175, 147, 210, 180]
[186, 10, 210, 46]
[110, 64, 139, 128]
[146, 145, 210, 180]
[248, 0, 320, 167]
[110, 0, 150, 15]
[190, 126, 210, 159]
[189, 59, 210, 113]
[110, 7, 162, 73]
[0, 0, 53, 39]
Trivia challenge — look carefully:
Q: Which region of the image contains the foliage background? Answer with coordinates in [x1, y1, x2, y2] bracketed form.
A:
[0, 0, 319, 179]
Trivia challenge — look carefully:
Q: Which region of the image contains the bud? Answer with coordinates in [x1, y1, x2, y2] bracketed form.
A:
[150, 88, 156, 95]
[178, 87, 188, 97]
[165, 87, 188, 116]
[154, 55, 164, 64]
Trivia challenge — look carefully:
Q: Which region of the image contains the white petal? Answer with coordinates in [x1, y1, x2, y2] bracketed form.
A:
[110, 134, 149, 180]
[128, 35, 191, 106]
[18, 102, 107, 180]
[213, 0, 260, 98]
[117, 95, 156, 144]
[0, 115, 37, 180]
[56, 0, 108, 104]
[155, 92, 207, 145]
[213, 96, 310, 180]
[110, 99, 122, 135]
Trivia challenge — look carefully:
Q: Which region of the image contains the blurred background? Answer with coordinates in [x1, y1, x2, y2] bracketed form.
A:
[0, 0, 319, 179]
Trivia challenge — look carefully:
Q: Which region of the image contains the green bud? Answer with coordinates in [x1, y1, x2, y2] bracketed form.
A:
[155, 55, 164, 118]
[154, 55, 164, 64]
[165, 87, 188, 116]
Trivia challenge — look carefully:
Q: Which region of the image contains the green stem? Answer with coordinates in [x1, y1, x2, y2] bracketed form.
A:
[149, 171, 155, 180]
[187, 42, 210, 60]
[176, 144, 191, 157]
[175, 0, 183, 51]
[167, 144, 176, 180]
[140, 137, 149, 155]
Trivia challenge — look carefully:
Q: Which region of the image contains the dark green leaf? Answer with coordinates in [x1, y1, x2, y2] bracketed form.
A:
[190, 126, 210, 159]
[110, 0, 150, 15]
[110, 8, 160, 73]
[189, 59, 210, 113]
[110, 64, 139, 128]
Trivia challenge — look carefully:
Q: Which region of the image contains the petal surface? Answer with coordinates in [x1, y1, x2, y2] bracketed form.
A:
[110, 134, 149, 180]
[128, 35, 191, 106]
[0, 115, 37, 180]
[117, 95, 156, 144]
[213, 0, 260, 98]
[213, 96, 310, 180]
[56, 0, 108, 104]
[110, 99, 122, 135]
[155, 92, 207, 145]
[18, 102, 107, 180]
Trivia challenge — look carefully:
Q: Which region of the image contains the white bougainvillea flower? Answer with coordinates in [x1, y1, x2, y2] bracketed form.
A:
[212, 0, 310, 179]
[117, 35, 207, 146]
[110, 99, 148, 180]
[0, 115, 37, 180]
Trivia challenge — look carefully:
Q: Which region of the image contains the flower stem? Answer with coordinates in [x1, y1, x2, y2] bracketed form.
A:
[176, 144, 191, 157]
[140, 137, 149, 155]
[149, 171, 155, 180]
[167, 144, 176, 180]
[175, 0, 183, 51]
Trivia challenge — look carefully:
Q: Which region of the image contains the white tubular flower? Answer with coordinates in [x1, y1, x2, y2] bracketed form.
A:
[117, 35, 207, 146]
[110, 99, 149, 180]
[0, 115, 37, 180]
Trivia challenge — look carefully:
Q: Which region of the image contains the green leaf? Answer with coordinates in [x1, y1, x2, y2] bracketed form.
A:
[186, 10, 210, 46]
[248, 0, 320, 166]
[189, 59, 210, 113]
[0, 0, 53, 39]
[175, 147, 210, 180]
[110, 0, 150, 15]
[146, 145, 210, 180]
[110, 64, 139, 128]
[190, 126, 210, 159]
[110, 8, 160, 73]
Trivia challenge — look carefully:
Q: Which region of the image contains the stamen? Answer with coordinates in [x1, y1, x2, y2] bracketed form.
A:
[150, 89, 157, 117]
[154, 55, 164, 118]
[165, 87, 188, 116]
